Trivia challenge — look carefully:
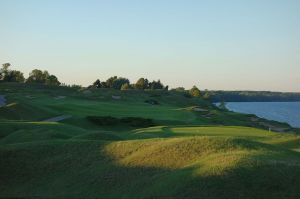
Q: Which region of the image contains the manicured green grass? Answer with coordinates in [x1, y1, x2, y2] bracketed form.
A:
[1, 134, 300, 199]
[0, 83, 300, 199]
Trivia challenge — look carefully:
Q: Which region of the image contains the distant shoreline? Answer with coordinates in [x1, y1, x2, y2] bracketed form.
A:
[210, 90, 300, 103]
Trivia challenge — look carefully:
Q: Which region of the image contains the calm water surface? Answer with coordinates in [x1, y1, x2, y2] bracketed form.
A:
[225, 102, 300, 128]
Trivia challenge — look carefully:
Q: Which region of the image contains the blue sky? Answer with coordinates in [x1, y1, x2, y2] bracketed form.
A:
[1, 0, 300, 91]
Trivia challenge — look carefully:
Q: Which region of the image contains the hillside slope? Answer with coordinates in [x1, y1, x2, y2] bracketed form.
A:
[0, 83, 300, 199]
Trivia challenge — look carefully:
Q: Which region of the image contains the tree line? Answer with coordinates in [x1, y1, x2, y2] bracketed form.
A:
[0, 63, 60, 86]
[2, 63, 299, 102]
[0, 62, 206, 98]
[90, 77, 168, 91]
[90, 77, 205, 98]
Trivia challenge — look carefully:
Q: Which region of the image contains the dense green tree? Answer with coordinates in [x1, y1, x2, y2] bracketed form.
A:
[145, 79, 149, 89]
[3, 70, 25, 82]
[173, 87, 185, 92]
[135, 78, 149, 89]
[26, 69, 50, 84]
[121, 83, 131, 90]
[1, 63, 11, 79]
[93, 79, 101, 88]
[189, 86, 201, 97]
[45, 75, 60, 86]
[100, 81, 108, 88]
[0, 63, 25, 82]
[0, 63, 10, 80]
[106, 76, 118, 88]
[2, 63, 10, 71]
[71, 84, 82, 89]
[26, 69, 60, 86]
[112, 77, 130, 90]
[149, 80, 164, 90]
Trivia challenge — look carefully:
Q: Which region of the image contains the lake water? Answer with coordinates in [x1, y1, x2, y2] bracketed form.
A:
[225, 102, 300, 128]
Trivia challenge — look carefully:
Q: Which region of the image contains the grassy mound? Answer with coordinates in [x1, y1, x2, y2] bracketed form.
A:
[1, 136, 300, 199]
[0, 122, 88, 144]
[0, 83, 300, 198]
[0, 102, 55, 121]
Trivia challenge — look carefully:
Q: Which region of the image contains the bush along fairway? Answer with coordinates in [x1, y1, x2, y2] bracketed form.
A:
[0, 83, 300, 199]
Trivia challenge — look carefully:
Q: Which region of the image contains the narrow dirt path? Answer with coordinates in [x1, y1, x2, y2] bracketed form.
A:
[42, 115, 72, 122]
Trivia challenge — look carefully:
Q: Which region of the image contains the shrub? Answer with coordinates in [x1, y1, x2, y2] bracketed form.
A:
[121, 83, 131, 90]
[86, 116, 118, 126]
[120, 117, 154, 127]
[144, 99, 159, 105]
[189, 86, 201, 97]
[86, 116, 154, 127]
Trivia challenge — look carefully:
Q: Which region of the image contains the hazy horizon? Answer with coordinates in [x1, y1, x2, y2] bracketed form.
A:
[1, 0, 300, 92]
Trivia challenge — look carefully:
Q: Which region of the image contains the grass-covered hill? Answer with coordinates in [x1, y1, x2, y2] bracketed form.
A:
[1, 83, 300, 199]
